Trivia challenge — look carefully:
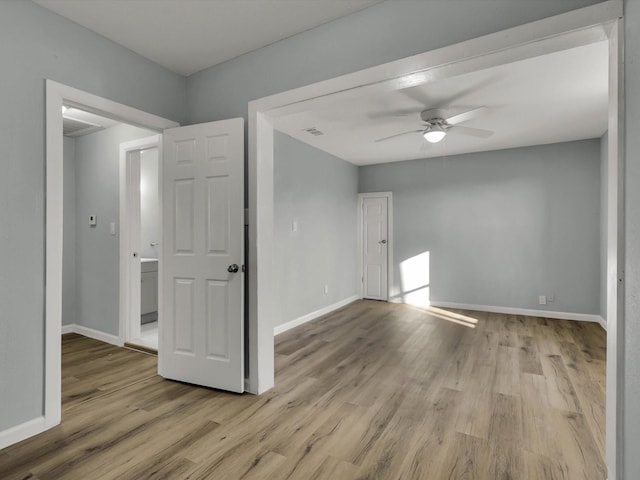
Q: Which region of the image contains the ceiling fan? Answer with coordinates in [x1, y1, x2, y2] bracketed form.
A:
[375, 107, 494, 144]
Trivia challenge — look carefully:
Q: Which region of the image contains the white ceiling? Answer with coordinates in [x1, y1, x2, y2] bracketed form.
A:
[33, 0, 383, 76]
[272, 41, 609, 166]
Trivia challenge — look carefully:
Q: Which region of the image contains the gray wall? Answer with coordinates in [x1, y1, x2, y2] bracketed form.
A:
[0, 0, 184, 431]
[63, 137, 77, 326]
[359, 140, 601, 315]
[274, 132, 358, 327]
[624, 0, 640, 476]
[140, 148, 160, 259]
[73, 125, 156, 336]
[600, 133, 608, 323]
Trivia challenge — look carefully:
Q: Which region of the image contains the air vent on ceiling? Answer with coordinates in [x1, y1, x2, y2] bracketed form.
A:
[303, 127, 324, 136]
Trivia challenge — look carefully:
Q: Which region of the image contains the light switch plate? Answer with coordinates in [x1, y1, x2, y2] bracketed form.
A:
[89, 215, 97, 226]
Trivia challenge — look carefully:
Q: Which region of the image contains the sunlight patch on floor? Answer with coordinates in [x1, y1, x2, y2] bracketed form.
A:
[406, 304, 479, 328]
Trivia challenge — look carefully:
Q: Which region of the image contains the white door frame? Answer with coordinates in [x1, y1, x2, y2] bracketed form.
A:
[248, 2, 623, 476]
[43, 80, 178, 442]
[118, 135, 161, 346]
[606, 18, 624, 479]
[358, 192, 393, 301]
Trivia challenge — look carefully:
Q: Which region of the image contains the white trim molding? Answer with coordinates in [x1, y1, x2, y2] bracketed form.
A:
[274, 295, 359, 336]
[0, 416, 47, 451]
[428, 300, 606, 324]
[605, 15, 624, 480]
[61, 324, 75, 335]
[60, 324, 123, 347]
[597, 316, 607, 331]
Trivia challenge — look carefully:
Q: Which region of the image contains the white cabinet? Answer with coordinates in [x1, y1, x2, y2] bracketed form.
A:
[141, 259, 158, 315]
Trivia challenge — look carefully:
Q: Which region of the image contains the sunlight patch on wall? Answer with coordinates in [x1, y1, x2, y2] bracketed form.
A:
[399, 251, 430, 308]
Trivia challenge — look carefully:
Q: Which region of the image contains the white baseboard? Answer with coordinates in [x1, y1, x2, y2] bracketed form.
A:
[597, 316, 607, 330]
[274, 295, 359, 336]
[61, 323, 74, 334]
[61, 323, 123, 346]
[428, 300, 605, 325]
[0, 416, 49, 451]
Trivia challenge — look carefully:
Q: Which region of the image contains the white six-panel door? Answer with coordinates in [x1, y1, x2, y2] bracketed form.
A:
[362, 196, 389, 300]
[160, 118, 244, 392]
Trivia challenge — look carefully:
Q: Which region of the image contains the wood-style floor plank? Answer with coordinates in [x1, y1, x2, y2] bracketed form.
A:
[0, 301, 606, 479]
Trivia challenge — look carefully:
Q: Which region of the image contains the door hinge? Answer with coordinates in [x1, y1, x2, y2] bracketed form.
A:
[242, 264, 245, 273]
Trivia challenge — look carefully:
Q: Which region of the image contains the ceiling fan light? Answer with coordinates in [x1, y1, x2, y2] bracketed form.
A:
[424, 127, 446, 143]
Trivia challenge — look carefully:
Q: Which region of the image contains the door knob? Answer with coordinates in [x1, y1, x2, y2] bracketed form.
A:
[227, 264, 239, 273]
[379, 240, 387, 244]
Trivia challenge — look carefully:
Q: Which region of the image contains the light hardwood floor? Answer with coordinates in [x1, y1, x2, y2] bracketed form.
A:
[1, 300, 606, 479]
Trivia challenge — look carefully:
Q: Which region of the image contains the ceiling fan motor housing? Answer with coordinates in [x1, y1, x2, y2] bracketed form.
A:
[420, 108, 448, 123]
[423, 118, 450, 131]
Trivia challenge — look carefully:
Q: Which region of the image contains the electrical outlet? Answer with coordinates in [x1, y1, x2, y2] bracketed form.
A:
[548, 294, 555, 303]
[539, 295, 547, 305]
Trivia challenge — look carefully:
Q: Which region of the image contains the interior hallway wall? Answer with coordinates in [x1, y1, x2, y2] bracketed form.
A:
[74, 124, 156, 337]
[274, 132, 359, 328]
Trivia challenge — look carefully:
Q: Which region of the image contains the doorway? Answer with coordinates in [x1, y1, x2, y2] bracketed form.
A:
[45, 80, 179, 432]
[249, 4, 623, 476]
[47, 81, 247, 436]
[61, 109, 159, 349]
[120, 136, 161, 352]
[41, 81, 247, 454]
[359, 192, 392, 301]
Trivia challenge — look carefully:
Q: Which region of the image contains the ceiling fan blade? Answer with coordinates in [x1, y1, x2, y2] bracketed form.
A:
[399, 74, 499, 113]
[451, 125, 493, 138]
[399, 86, 433, 107]
[440, 76, 495, 103]
[367, 108, 421, 120]
[375, 129, 423, 142]
[445, 106, 487, 125]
